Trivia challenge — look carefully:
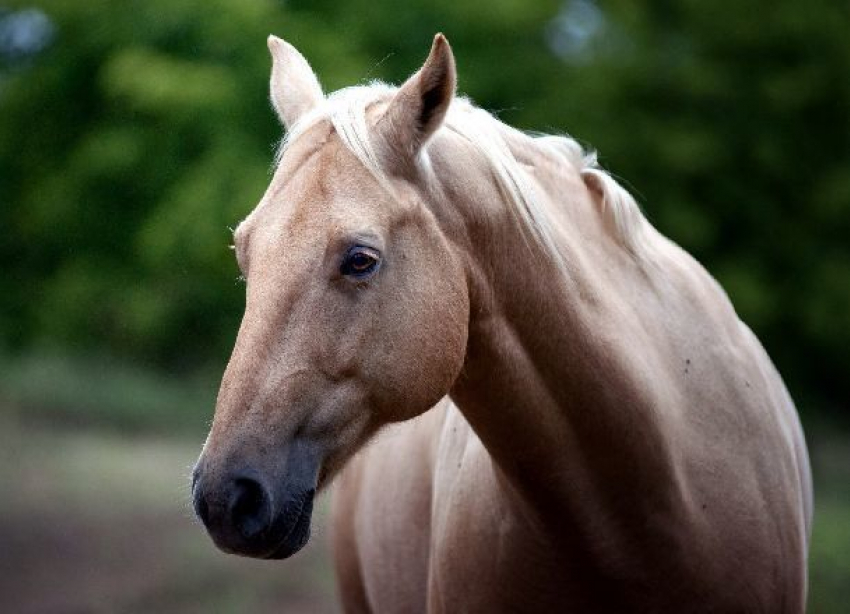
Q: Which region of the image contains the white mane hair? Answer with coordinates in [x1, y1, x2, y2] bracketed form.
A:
[276, 82, 647, 261]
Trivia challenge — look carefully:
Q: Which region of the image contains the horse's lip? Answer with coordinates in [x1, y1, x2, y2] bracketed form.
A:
[263, 490, 315, 560]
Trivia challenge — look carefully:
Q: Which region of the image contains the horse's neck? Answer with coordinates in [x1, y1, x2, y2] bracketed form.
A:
[435, 133, 687, 546]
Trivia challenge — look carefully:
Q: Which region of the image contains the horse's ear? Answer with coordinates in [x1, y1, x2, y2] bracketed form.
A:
[379, 34, 456, 158]
[267, 35, 324, 130]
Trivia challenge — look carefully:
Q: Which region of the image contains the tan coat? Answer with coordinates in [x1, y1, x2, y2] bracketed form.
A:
[193, 34, 812, 613]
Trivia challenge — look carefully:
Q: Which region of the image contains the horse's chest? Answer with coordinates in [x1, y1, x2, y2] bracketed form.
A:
[427, 430, 574, 611]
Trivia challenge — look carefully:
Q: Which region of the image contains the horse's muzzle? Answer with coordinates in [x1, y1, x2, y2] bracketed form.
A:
[192, 439, 319, 559]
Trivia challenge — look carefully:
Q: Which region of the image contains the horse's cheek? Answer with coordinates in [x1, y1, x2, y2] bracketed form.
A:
[380, 267, 468, 419]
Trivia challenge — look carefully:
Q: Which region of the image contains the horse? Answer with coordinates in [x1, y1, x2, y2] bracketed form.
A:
[192, 33, 813, 612]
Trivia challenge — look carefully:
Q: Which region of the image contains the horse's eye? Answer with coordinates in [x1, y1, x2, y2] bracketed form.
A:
[341, 246, 381, 278]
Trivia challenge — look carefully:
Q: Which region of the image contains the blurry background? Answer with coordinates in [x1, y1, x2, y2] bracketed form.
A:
[0, 0, 848, 611]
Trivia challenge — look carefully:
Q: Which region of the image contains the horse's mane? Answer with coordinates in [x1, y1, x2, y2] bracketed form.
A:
[277, 82, 647, 261]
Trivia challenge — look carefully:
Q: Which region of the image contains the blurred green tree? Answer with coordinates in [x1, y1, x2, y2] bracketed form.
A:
[0, 0, 848, 417]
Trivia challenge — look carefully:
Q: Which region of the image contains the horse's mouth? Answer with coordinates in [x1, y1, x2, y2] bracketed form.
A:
[264, 489, 315, 560]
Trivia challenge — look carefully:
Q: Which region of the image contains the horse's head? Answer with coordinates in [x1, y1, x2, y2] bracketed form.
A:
[192, 35, 470, 558]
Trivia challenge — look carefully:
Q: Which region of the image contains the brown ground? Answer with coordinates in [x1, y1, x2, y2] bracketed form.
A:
[0, 417, 339, 613]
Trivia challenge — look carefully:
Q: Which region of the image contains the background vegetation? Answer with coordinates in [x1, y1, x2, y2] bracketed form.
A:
[0, 0, 847, 611]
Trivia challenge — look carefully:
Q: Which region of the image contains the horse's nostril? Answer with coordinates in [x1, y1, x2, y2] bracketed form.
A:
[230, 477, 271, 540]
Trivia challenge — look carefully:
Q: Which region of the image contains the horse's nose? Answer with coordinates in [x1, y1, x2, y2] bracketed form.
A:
[193, 472, 273, 553]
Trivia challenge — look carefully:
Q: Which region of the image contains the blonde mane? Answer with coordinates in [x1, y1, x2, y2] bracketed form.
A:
[277, 82, 647, 260]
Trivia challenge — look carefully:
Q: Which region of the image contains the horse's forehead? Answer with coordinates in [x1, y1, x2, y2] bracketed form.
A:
[271, 124, 342, 200]
[238, 126, 386, 249]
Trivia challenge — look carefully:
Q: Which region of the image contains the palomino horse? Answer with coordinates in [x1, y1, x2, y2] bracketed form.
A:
[193, 34, 812, 612]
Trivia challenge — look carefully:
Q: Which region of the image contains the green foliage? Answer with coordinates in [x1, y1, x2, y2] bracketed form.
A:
[0, 0, 848, 417]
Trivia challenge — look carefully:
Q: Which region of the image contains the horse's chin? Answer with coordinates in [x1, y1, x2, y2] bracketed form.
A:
[263, 489, 315, 560]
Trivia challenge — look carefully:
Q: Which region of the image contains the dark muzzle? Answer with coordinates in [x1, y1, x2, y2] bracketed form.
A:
[192, 439, 320, 559]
